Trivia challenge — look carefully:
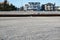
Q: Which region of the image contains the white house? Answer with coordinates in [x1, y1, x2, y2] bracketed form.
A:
[24, 2, 40, 11]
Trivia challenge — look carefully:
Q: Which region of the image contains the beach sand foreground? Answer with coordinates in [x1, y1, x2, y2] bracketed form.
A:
[0, 17, 60, 40]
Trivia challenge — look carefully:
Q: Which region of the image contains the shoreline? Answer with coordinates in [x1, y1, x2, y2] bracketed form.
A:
[0, 14, 60, 17]
[0, 11, 60, 17]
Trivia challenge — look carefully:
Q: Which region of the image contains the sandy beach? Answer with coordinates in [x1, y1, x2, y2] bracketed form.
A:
[0, 17, 60, 40]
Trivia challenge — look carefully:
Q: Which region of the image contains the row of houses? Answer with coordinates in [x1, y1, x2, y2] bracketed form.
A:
[24, 2, 60, 11]
[0, 0, 60, 11]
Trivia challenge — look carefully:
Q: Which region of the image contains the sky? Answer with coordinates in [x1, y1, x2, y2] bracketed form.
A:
[0, 0, 60, 8]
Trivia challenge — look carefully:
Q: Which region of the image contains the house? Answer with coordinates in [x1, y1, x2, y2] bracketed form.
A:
[55, 6, 60, 11]
[41, 3, 55, 11]
[24, 2, 40, 11]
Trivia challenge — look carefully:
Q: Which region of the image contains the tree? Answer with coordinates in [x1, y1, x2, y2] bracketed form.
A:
[10, 4, 17, 10]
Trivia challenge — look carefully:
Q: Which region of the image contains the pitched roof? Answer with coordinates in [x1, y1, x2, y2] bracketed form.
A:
[45, 3, 54, 5]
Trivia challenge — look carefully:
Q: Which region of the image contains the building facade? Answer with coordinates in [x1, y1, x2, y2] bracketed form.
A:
[41, 3, 55, 11]
[24, 2, 40, 11]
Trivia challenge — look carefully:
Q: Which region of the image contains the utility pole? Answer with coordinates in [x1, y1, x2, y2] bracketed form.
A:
[4, 0, 7, 3]
[4, 0, 7, 10]
[4, 0, 7, 6]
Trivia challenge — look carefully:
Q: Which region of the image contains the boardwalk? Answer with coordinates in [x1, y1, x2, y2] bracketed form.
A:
[0, 17, 60, 40]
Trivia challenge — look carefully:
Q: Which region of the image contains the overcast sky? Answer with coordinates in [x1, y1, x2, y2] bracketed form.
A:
[0, 0, 60, 8]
